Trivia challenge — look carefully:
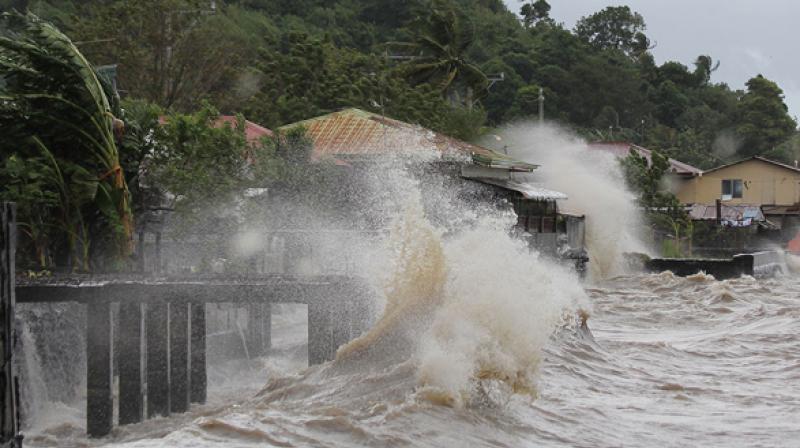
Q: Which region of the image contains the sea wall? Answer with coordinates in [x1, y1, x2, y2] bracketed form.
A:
[645, 251, 785, 279]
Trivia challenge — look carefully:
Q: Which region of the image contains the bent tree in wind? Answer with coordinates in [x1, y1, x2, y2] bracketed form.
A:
[0, 11, 133, 271]
[390, 0, 488, 110]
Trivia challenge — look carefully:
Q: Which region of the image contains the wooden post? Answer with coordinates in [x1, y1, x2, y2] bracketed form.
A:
[86, 302, 113, 437]
[308, 302, 333, 365]
[169, 302, 190, 413]
[189, 303, 206, 404]
[118, 302, 144, 425]
[146, 303, 170, 418]
[0, 203, 21, 444]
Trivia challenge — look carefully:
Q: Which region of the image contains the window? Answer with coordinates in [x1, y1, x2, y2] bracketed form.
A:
[721, 179, 743, 200]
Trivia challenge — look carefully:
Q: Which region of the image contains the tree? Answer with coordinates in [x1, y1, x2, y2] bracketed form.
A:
[520, 0, 551, 28]
[0, 11, 133, 269]
[693, 55, 719, 87]
[391, 0, 488, 109]
[70, 0, 250, 110]
[575, 6, 650, 57]
[735, 75, 797, 157]
[621, 150, 690, 256]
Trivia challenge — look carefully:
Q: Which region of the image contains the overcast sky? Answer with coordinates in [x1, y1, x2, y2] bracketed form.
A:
[503, 0, 800, 119]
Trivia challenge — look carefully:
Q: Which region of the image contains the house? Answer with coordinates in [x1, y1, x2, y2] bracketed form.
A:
[588, 142, 702, 177]
[675, 156, 800, 206]
[280, 108, 588, 271]
[214, 115, 273, 146]
[674, 156, 800, 234]
[589, 142, 703, 200]
[158, 115, 273, 146]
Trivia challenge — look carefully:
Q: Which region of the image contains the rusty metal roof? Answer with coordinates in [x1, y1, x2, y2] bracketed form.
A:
[215, 116, 273, 145]
[280, 108, 536, 172]
[158, 115, 273, 146]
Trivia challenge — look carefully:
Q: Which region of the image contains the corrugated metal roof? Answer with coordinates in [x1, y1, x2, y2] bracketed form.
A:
[589, 142, 702, 176]
[470, 177, 568, 200]
[689, 203, 765, 222]
[280, 108, 536, 172]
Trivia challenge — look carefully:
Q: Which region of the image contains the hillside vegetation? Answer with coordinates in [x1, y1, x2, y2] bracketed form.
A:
[4, 0, 797, 168]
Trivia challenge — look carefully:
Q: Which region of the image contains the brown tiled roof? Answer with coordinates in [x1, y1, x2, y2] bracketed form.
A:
[280, 108, 537, 172]
[589, 142, 702, 176]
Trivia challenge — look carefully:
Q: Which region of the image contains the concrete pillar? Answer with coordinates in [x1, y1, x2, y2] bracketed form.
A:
[308, 302, 333, 365]
[154, 233, 162, 274]
[0, 202, 20, 442]
[246, 303, 263, 357]
[189, 303, 207, 404]
[118, 302, 144, 425]
[331, 301, 353, 354]
[246, 303, 271, 357]
[169, 302, 190, 414]
[86, 302, 113, 437]
[263, 303, 271, 354]
[146, 303, 170, 418]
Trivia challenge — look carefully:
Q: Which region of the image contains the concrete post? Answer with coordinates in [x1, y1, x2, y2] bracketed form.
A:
[137, 231, 145, 273]
[0, 203, 20, 444]
[246, 303, 264, 357]
[189, 303, 207, 404]
[118, 302, 144, 425]
[146, 303, 170, 418]
[308, 302, 333, 365]
[331, 301, 353, 355]
[169, 302, 190, 413]
[246, 303, 271, 357]
[263, 303, 271, 354]
[86, 302, 113, 437]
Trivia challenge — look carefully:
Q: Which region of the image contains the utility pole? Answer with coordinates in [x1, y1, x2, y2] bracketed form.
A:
[162, 1, 217, 104]
[538, 87, 545, 123]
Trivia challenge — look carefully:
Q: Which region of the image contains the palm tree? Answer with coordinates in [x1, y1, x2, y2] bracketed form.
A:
[390, 0, 488, 109]
[0, 11, 133, 268]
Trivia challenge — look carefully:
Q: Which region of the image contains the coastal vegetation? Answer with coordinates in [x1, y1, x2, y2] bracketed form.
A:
[2, 0, 798, 267]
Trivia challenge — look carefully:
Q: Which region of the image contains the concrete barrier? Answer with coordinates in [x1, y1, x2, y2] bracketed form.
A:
[645, 250, 785, 279]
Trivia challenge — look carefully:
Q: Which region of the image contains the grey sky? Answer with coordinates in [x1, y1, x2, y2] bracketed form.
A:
[504, 0, 800, 120]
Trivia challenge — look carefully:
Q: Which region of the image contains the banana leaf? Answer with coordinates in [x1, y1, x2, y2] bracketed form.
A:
[0, 11, 133, 262]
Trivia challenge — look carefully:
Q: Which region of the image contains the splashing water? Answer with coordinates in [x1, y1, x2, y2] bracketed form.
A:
[488, 123, 650, 280]
[337, 188, 585, 407]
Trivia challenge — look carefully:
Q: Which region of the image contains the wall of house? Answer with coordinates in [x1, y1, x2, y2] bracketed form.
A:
[676, 159, 800, 206]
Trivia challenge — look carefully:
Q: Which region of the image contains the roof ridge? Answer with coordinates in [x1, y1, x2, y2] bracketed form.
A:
[703, 155, 800, 175]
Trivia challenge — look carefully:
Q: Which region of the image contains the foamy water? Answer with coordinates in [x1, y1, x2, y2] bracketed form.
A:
[18, 131, 800, 447]
[21, 272, 800, 448]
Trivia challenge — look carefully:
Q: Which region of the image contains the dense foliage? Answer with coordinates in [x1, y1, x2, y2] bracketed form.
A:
[3, 0, 795, 167]
[2, 0, 799, 266]
[0, 11, 132, 270]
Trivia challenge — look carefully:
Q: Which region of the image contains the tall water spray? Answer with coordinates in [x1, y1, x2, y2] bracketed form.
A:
[489, 123, 650, 280]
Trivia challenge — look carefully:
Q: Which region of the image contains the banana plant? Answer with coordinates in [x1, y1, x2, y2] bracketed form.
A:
[0, 11, 133, 267]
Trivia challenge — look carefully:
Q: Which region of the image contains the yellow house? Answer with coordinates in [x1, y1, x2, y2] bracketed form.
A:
[676, 156, 800, 207]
